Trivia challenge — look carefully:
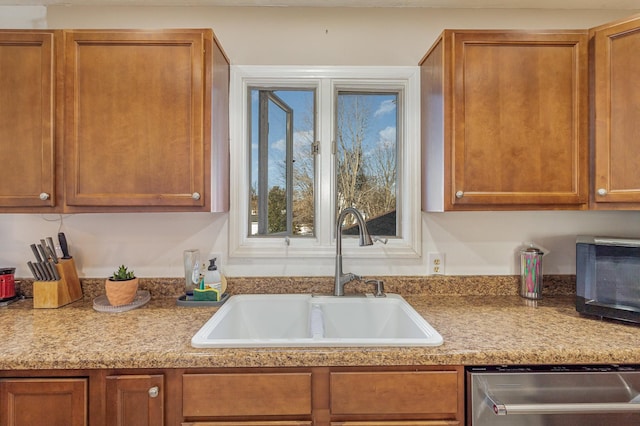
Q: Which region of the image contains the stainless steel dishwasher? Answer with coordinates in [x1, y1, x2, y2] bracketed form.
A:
[467, 365, 640, 426]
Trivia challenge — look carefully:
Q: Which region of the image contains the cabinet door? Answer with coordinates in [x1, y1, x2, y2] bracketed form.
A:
[421, 30, 588, 211]
[592, 15, 640, 208]
[0, 30, 58, 210]
[106, 374, 164, 426]
[0, 378, 87, 426]
[64, 30, 212, 211]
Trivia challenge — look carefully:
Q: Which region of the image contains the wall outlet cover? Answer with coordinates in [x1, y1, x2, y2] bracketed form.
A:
[427, 252, 445, 275]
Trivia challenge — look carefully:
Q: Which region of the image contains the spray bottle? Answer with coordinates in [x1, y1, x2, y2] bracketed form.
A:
[203, 258, 222, 294]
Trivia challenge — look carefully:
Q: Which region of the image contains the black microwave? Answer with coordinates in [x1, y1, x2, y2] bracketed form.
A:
[576, 236, 640, 324]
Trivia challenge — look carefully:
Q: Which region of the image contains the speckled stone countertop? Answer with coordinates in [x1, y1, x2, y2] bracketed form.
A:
[2, 275, 640, 370]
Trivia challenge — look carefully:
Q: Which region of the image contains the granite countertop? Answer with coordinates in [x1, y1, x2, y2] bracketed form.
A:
[2, 286, 640, 370]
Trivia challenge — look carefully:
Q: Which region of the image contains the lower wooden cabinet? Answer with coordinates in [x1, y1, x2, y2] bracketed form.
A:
[0, 371, 165, 426]
[183, 372, 312, 418]
[0, 366, 463, 426]
[0, 378, 87, 426]
[182, 422, 457, 426]
[106, 374, 164, 426]
[330, 371, 460, 418]
[181, 367, 463, 426]
[182, 422, 312, 426]
[330, 422, 459, 425]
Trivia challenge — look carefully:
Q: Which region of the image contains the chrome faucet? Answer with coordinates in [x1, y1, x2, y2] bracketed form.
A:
[334, 207, 374, 296]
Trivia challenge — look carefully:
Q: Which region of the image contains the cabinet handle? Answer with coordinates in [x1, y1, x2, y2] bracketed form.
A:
[148, 386, 159, 398]
[191, 192, 201, 200]
[597, 188, 607, 196]
[39, 192, 50, 201]
[455, 191, 464, 199]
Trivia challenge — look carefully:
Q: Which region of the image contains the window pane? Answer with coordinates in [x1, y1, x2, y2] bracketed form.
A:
[336, 92, 398, 237]
[249, 88, 316, 237]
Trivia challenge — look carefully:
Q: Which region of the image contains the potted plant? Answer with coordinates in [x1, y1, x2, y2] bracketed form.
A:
[105, 265, 139, 306]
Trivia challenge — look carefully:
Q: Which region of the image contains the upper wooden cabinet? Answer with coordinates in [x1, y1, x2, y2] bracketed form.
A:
[64, 29, 227, 212]
[591, 14, 640, 209]
[421, 30, 589, 211]
[0, 28, 229, 213]
[0, 30, 61, 212]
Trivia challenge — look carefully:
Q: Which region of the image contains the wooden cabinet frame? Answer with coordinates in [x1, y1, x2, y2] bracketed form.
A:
[421, 30, 589, 211]
[0, 377, 87, 426]
[0, 30, 63, 212]
[0, 366, 464, 426]
[181, 366, 463, 426]
[0, 28, 229, 213]
[591, 14, 640, 209]
[63, 30, 210, 211]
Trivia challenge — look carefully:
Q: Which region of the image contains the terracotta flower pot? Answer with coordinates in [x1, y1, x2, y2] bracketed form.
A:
[105, 277, 139, 306]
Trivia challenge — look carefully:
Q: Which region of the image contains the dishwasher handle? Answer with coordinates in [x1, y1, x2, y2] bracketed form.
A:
[486, 393, 640, 416]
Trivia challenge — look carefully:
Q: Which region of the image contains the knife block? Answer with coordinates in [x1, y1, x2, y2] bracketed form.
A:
[33, 258, 83, 309]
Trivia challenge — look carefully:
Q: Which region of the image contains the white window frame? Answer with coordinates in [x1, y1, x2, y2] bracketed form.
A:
[228, 65, 421, 260]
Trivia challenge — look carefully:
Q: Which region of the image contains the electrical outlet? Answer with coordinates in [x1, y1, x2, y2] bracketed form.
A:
[428, 252, 445, 275]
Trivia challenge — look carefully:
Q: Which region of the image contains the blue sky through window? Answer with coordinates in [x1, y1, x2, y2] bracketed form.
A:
[250, 89, 397, 190]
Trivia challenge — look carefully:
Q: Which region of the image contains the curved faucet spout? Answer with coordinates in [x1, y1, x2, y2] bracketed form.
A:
[334, 207, 374, 296]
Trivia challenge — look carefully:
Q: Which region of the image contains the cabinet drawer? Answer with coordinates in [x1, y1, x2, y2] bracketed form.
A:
[183, 373, 312, 417]
[331, 422, 459, 426]
[183, 422, 312, 426]
[330, 371, 459, 416]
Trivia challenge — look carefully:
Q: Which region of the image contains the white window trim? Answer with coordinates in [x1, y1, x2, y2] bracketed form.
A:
[228, 65, 421, 260]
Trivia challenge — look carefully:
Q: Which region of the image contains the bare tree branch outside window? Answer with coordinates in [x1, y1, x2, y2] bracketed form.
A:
[336, 92, 397, 236]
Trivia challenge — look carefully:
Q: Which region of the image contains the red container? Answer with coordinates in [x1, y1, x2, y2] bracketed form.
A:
[0, 267, 16, 300]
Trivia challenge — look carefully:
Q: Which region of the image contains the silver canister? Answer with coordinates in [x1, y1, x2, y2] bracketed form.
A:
[520, 245, 543, 299]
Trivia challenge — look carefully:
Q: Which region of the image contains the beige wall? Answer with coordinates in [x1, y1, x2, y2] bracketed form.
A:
[0, 6, 46, 28]
[47, 6, 634, 65]
[1, 6, 639, 281]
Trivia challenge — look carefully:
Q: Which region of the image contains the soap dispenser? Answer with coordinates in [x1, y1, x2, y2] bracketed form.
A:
[203, 258, 222, 291]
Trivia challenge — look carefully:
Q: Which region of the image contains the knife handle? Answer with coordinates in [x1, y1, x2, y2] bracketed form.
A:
[31, 244, 43, 263]
[46, 262, 60, 281]
[37, 244, 48, 263]
[27, 261, 40, 280]
[58, 232, 71, 259]
[46, 237, 58, 263]
[34, 263, 49, 281]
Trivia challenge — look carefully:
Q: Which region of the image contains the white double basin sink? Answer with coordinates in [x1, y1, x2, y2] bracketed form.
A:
[191, 293, 443, 348]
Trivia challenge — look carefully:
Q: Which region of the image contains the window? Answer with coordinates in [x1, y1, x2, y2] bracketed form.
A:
[336, 91, 398, 237]
[229, 66, 420, 260]
[249, 88, 316, 237]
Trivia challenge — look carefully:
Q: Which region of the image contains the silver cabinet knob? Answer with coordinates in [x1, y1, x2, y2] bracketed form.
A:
[148, 386, 159, 398]
[597, 188, 607, 196]
[39, 192, 50, 201]
[191, 192, 201, 200]
[455, 191, 464, 199]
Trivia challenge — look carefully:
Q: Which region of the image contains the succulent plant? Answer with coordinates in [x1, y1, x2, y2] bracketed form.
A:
[110, 265, 135, 281]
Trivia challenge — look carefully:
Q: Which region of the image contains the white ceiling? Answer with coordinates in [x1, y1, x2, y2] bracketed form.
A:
[2, 0, 639, 9]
